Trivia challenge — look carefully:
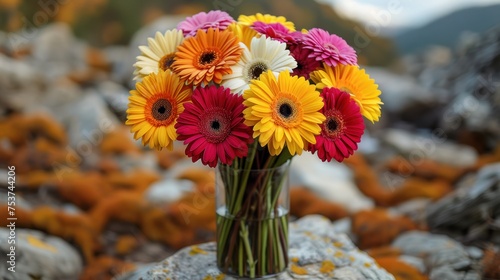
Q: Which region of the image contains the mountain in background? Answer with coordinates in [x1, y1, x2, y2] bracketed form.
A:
[5, 0, 398, 66]
[395, 4, 500, 54]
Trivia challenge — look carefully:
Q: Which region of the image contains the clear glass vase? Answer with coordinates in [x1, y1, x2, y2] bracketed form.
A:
[216, 161, 290, 278]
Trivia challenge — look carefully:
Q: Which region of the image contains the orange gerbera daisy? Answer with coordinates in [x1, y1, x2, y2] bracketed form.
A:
[172, 28, 243, 86]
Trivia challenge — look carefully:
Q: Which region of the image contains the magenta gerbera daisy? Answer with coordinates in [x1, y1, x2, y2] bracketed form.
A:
[308, 87, 365, 162]
[251, 21, 296, 44]
[175, 85, 253, 167]
[303, 28, 357, 67]
[289, 44, 321, 80]
[177, 10, 235, 37]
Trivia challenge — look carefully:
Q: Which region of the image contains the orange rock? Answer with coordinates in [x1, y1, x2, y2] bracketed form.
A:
[96, 157, 120, 174]
[31, 206, 99, 262]
[10, 137, 69, 174]
[140, 207, 196, 249]
[0, 204, 33, 228]
[89, 191, 149, 233]
[345, 154, 392, 206]
[0, 114, 66, 147]
[385, 156, 466, 183]
[388, 178, 452, 206]
[55, 171, 105, 209]
[79, 256, 135, 280]
[177, 168, 215, 189]
[104, 169, 161, 194]
[483, 247, 500, 280]
[115, 235, 139, 256]
[18, 170, 58, 189]
[376, 257, 428, 280]
[167, 189, 217, 233]
[86, 47, 111, 72]
[99, 127, 140, 155]
[352, 209, 418, 249]
[156, 147, 187, 169]
[290, 187, 348, 220]
[0, 141, 14, 163]
[366, 246, 402, 259]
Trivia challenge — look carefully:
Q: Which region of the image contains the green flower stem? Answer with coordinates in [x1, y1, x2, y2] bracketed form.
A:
[216, 147, 289, 278]
[240, 221, 256, 278]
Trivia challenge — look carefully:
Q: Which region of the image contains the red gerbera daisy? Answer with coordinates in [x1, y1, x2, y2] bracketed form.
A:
[289, 44, 321, 80]
[175, 85, 253, 167]
[308, 87, 365, 162]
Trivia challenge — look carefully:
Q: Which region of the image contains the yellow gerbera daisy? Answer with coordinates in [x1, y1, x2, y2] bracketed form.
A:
[133, 29, 184, 80]
[310, 64, 383, 122]
[172, 28, 242, 86]
[126, 70, 192, 150]
[243, 70, 325, 156]
[227, 22, 260, 48]
[238, 13, 296, 31]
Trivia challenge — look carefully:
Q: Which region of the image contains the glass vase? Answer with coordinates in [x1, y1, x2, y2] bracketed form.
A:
[216, 161, 290, 278]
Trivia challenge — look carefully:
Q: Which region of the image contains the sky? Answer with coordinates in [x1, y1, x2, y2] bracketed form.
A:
[317, 0, 500, 29]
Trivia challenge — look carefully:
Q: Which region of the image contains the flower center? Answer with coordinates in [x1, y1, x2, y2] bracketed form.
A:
[272, 95, 302, 128]
[323, 42, 339, 53]
[211, 120, 220, 130]
[200, 108, 231, 144]
[322, 109, 345, 139]
[145, 94, 177, 127]
[158, 53, 175, 71]
[199, 51, 217, 65]
[279, 103, 293, 118]
[248, 62, 268, 79]
[152, 99, 172, 121]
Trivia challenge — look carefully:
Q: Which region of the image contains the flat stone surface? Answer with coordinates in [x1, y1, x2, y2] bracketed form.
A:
[0, 228, 83, 280]
[120, 215, 395, 280]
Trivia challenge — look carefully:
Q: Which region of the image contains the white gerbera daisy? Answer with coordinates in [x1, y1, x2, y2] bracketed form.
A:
[221, 36, 297, 94]
[133, 29, 184, 80]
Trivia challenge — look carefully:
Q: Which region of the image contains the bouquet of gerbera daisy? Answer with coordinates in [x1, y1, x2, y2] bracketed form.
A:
[127, 10, 382, 278]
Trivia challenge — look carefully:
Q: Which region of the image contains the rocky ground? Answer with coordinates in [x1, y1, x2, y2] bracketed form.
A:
[0, 18, 499, 280]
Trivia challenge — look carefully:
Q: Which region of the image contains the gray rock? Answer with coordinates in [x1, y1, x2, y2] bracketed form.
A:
[0, 228, 83, 280]
[95, 80, 130, 120]
[0, 53, 42, 91]
[393, 231, 481, 279]
[31, 23, 87, 81]
[102, 45, 135, 84]
[382, 129, 477, 167]
[393, 231, 469, 268]
[429, 266, 481, 280]
[399, 255, 426, 274]
[145, 178, 195, 205]
[366, 67, 439, 114]
[466, 246, 484, 260]
[119, 215, 395, 280]
[290, 153, 374, 213]
[426, 163, 500, 241]
[389, 198, 430, 227]
[54, 91, 120, 151]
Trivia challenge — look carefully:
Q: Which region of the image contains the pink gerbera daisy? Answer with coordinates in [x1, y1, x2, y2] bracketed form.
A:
[308, 87, 364, 162]
[175, 85, 253, 167]
[251, 21, 297, 44]
[303, 28, 357, 67]
[177, 10, 235, 37]
[289, 44, 321, 79]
